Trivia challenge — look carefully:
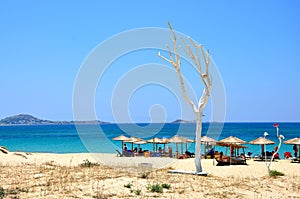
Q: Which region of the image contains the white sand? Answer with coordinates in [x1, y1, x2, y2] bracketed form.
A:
[1, 151, 300, 198]
[1, 152, 299, 178]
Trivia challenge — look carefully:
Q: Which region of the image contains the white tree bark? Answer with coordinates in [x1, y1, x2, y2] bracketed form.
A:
[194, 112, 203, 172]
[266, 126, 284, 173]
[158, 22, 212, 172]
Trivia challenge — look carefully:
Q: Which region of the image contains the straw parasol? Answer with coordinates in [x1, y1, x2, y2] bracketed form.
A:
[112, 135, 130, 150]
[284, 137, 300, 145]
[134, 140, 147, 151]
[201, 136, 217, 144]
[169, 135, 188, 154]
[161, 137, 170, 150]
[147, 137, 164, 152]
[284, 137, 300, 158]
[249, 137, 275, 156]
[218, 136, 247, 144]
[200, 136, 217, 156]
[126, 136, 143, 150]
[217, 136, 247, 157]
[185, 138, 195, 152]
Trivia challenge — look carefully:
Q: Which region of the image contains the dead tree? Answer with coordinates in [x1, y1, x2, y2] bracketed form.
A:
[158, 22, 212, 172]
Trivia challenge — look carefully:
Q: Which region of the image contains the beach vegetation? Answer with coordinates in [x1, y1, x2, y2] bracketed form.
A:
[149, 184, 163, 193]
[162, 183, 171, 189]
[124, 183, 132, 188]
[269, 170, 285, 177]
[140, 172, 150, 179]
[134, 189, 142, 195]
[0, 186, 28, 199]
[10, 196, 20, 199]
[80, 159, 100, 167]
[0, 186, 5, 199]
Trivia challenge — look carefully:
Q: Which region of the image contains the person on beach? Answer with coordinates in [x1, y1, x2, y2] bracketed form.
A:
[168, 146, 172, 157]
[293, 144, 298, 157]
[123, 144, 128, 151]
[138, 148, 143, 154]
[158, 147, 162, 154]
[207, 148, 214, 158]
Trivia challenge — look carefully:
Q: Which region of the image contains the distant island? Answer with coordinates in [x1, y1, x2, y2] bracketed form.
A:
[0, 114, 198, 125]
[0, 114, 109, 125]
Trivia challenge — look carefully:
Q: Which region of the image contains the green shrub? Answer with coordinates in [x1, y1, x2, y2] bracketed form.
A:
[140, 172, 149, 179]
[162, 183, 171, 189]
[124, 183, 132, 189]
[149, 184, 163, 193]
[0, 187, 5, 199]
[80, 159, 100, 167]
[269, 170, 284, 177]
[134, 189, 142, 195]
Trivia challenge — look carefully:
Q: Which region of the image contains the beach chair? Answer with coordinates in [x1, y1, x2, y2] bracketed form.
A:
[122, 150, 134, 157]
[284, 152, 292, 159]
[0, 146, 9, 154]
[293, 157, 300, 163]
[150, 152, 161, 157]
[116, 149, 123, 157]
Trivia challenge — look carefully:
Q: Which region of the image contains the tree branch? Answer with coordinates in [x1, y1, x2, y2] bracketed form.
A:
[157, 22, 197, 112]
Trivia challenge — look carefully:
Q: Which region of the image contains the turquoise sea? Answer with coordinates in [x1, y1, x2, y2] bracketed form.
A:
[0, 123, 299, 158]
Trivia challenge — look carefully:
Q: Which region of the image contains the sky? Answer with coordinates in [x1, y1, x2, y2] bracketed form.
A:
[0, 1, 300, 122]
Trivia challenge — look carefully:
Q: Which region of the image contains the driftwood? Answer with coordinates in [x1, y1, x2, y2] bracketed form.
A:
[0, 146, 9, 154]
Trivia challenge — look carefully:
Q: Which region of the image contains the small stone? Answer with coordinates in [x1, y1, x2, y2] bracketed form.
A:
[34, 174, 43, 179]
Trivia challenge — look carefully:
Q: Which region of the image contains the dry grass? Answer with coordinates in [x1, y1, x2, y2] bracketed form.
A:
[0, 162, 299, 199]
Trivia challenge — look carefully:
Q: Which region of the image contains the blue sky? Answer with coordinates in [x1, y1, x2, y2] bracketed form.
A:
[0, 1, 299, 122]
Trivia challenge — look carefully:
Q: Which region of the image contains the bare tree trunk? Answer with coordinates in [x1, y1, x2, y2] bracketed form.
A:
[267, 136, 283, 173]
[195, 112, 203, 172]
[158, 22, 212, 173]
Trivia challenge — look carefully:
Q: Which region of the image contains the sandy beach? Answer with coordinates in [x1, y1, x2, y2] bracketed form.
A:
[0, 151, 299, 198]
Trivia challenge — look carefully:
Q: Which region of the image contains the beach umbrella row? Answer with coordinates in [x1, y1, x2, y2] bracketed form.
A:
[113, 134, 300, 158]
[112, 135, 238, 154]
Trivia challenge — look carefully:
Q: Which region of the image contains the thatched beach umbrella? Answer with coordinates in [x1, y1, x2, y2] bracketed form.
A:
[284, 137, 300, 158]
[161, 137, 170, 150]
[169, 135, 187, 155]
[249, 137, 275, 156]
[284, 137, 300, 145]
[134, 140, 147, 151]
[112, 135, 130, 150]
[218, 136, 247, 145]
[126, 136, 143, 150]
[217, 136, 247, 157]
[201, 136, 217, 144]
[147, 137, 164, 152]
[185, 138, 195, 152]
[200, 136, 217, 157]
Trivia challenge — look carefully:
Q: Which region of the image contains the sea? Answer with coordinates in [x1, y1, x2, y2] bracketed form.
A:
[0, 123, 299, 158]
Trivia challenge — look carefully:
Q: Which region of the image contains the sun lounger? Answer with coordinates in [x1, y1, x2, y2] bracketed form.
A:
[291, 157, 300, 163]
[150, 152, 161, 157]
[215, 155, 246, 166]
[116, 149, 123, 157]
[116, 149, 134, 157]
[0, 146, 9, 154]
[123, 150, 134, 157]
